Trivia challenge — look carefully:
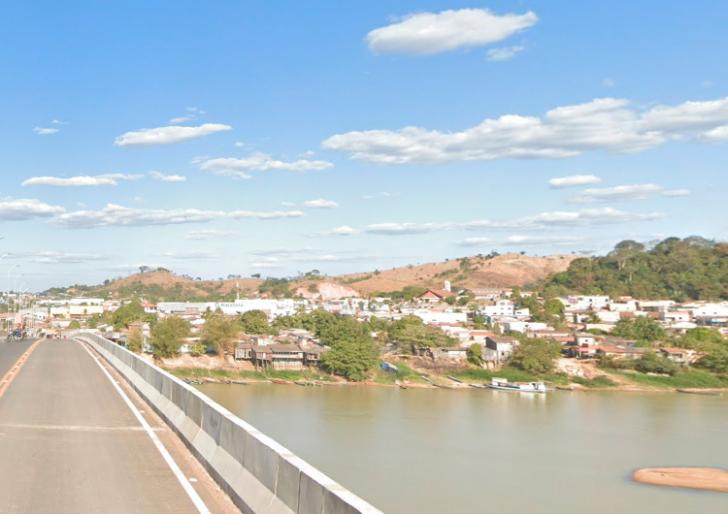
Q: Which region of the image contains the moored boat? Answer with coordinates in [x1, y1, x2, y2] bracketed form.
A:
[486, 378, 546, 393]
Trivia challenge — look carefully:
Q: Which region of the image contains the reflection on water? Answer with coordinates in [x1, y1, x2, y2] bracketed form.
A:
[198, 384, 728, 514]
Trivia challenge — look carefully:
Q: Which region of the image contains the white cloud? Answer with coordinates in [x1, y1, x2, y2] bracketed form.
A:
[30, 251, 105, 264]
[362, 191, 396, 200]
[149, 171, 187, 182]
[185, 229, 238, 240]
[662, 189, 691, 197]
[169, 116, 193, 124]
[549, 174, 602, 188]
[22, 174, 142, 187]
[199, 152, 333, 178]
[360, 208, 663, 236]
[251, 248, 372, 264]
[366, 8, 537, 55]
[703, 125, 728, 141]
[0, 198, 65, 220]
[303, 199, 338, 209]
[33, 127, 59, 135]
[229, 210, 305, 220]
[602, 78, 616, 88]
[322, 96, 728, 164]
[487, 45, 524, 62]
[51, 119, 67, 125]
[459, 237, 491, 246]
[570, 184, 663, 203]
[114, 123, 231, 146]
[54, 204, 226, 228]
[23, 176, 118, 187]
[502, 235, 584, 246]
[330, 225, 358, 236]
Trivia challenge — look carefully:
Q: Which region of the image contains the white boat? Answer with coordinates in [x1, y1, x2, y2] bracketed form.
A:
[486, 378, 546, 393]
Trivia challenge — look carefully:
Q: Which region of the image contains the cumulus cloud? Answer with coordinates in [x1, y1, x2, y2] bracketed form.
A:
[33, 127, 59, 135]
[357, 208, 663, 236]
[53, 204, 226, 228]
[329, 225, 358, 236]
[366, 8, 537, 55]
[53, 204, 305, 228]
[23, 176, 118, 187]
[303, 199, 338, 209]
[199, 152, 333, 178]
[149, 171, 187, 182]
[114, 123, 231, 146]
[570, 184, 663, 203]
[30, 251, 105, 264]
[703, 125, 728, 141]
[322, 96, 728, 164]
[487, 45, 525, 62]
[0, 198, 65, 220]
[549, 174, 602, 188]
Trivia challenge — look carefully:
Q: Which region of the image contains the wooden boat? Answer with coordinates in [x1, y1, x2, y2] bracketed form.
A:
[486, 378, 546, 393]
[270, 378, 293, 385]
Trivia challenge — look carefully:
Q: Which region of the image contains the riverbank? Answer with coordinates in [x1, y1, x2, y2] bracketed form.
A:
[634, 467, 728, 493]
[163, 363, 728, 394]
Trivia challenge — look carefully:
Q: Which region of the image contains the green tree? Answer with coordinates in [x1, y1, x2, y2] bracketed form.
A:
[112, 299, 149, 329]
[202, 314, 239, 355]
[240, 310, 272, 334]
[466, 343, 483, 366]
[677, 327, 725, 350]
[697, 347, 728, 374]
[127, 326, 143, 353]
[509, 338, 561, 375]
[612, 317, 666, 344]
[320, 329, 379, 381]
[150, 316, 190, 358]
[635, 351, 679, 376]
[387, 315, 455, 353]
[68, 320, 81, 329]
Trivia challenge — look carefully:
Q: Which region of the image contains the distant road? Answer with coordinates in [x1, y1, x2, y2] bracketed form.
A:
[0, 339, 237, 514]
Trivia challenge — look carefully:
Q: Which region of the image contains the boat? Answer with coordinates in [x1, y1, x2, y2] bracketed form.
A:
[486, 378, 547, 393]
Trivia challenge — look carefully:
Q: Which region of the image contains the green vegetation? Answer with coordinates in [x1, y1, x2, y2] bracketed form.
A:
[373, 362, 424, 384]
[509, 338, 562, 375]
[319, 317, 379, 381]
[634, 351, 679, 376]
[68, 320, 81, 329]
[612, 317, 666, 344]
[127, 326, 143, 353]
[150, 316, 190, 358]
[258, 278, 291, 298]
[544, 237, 728, 301]
[373, 286, 427, 302]
[387, 315, 456, 353]
[201, 313, 239, 355]
[168, 367, 335, 382]
[466, 343, 483, 366]
[616, 369, 728, 389]
[570, 375, 617, 388]
[239, 309, 275, 335]
[112, 299, 154, 329]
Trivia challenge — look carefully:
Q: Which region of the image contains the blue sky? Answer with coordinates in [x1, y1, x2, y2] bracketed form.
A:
[1, 1, 728, 290]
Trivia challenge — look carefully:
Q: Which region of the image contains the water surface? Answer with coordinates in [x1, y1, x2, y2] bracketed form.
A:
[198, 383, 728, 514]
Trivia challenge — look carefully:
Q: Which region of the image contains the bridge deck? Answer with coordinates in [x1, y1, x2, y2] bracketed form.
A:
[0, 339, 238, 514]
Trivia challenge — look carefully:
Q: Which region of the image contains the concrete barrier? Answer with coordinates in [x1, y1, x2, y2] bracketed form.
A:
[76, 332, 384, 514]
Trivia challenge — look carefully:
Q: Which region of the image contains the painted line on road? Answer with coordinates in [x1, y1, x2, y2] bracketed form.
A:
[78, 341, 211, 514]
[0, 339, 43, 399]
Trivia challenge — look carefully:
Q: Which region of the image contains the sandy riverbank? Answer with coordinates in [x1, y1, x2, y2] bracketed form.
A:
[634, 467, 728, 493]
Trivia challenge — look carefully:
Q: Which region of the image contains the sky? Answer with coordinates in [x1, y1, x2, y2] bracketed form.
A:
[1, 1, 728, 291]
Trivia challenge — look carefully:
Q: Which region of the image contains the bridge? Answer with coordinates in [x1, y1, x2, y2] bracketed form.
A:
[0, 336, 382, 514]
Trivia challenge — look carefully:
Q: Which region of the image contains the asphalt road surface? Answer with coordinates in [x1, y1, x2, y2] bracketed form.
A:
[0, 339, 239, 514]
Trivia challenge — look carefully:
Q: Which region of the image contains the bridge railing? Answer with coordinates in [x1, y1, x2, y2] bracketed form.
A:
[76, 331, 383, 514]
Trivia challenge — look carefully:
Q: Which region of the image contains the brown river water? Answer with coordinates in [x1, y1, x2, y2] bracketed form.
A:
[198, 384, 728, 514]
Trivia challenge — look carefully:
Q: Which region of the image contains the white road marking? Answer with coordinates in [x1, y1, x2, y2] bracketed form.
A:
[78, 341, 211, 514]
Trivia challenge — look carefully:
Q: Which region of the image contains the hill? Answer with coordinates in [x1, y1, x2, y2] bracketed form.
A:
[544, 237, 728, 301]
[46, 253, 576, 300]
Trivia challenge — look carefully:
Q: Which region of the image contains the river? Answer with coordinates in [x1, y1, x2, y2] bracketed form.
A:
[197, 384, 728, 513]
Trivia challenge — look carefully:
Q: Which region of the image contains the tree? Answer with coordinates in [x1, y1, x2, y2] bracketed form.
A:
[127, 326, 143, 353]
[68, 320, 81, 329]
[240, 310, 272, 334]
[509, 339, 561, 375]
[467, 344, 483, 366]
[112, 300, 149, 330]
[677, 327, 725, 350]
[201, 314, 239, 355]
[150, 316, 190, 358]
[635, 351, 679, 376]
[320, 329, 379, 381]
[697, 347, 728, 374]
[612, 317, 666, 344]
[387, 315, 455, 353]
